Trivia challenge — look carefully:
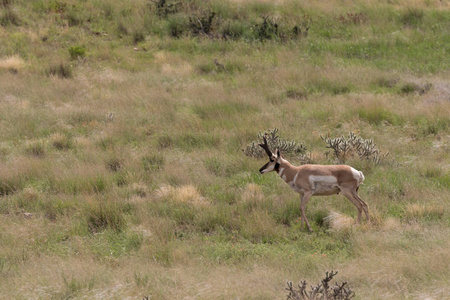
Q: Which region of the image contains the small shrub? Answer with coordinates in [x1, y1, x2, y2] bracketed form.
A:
[189, 11, 216, 36]
[252, 15, 311, 42]
[243, 128, 307, 158]
[291, 17, 311, 39]
[286, 270, 355, 300]
[158, 135, 173, 149]
[321, 132, 388, 165]
[47, 63, 72, 79]
[47, 0, 66, 14]
[253, 16, 279, 41]
[68, 46, 86, 60]
[153, 0, 181, 18]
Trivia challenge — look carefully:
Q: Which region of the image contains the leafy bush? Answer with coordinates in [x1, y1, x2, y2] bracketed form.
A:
[252, 16, 279, 41]
[68, 46, 86, 60]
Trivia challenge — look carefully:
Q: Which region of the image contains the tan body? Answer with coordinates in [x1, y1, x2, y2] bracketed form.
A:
[258, 137, 369, 232]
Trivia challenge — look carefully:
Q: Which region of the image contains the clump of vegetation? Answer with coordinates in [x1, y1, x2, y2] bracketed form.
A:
[142, 154, 165, 171]
[68, 46, 86, 60]
[321, 132, 388, 165]
[152, 0, 181, 18]
[252, 15, 310, 42]
[286, 270, 355, 300]
[24, 141, 45, 157]
[400, 82, 432, 95]
[253, 16, 279, 41]
[106, 157, 122, 172]
[243, 128, 307, 158]
[46, 62, 72, 78]
[189, 10, 216, 36]
[50, 133, 73, 150]
[0, 8, 20, 26]
[85, 200, 128, 233]
[375, 77, 398, 88]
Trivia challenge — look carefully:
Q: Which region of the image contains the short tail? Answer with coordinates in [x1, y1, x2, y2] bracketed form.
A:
[359, 171, 365, 185]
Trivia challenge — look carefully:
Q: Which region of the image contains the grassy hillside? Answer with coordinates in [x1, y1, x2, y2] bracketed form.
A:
[0, 0, 449, 298]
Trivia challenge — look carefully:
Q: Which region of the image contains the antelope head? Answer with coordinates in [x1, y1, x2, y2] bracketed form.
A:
[259, 135, 281, 174]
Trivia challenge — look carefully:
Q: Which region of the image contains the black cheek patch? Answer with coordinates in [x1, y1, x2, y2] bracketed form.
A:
[274, 162, 280, 172]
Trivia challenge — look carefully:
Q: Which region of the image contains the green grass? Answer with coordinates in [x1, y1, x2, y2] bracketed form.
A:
[0, 0, 449, 298]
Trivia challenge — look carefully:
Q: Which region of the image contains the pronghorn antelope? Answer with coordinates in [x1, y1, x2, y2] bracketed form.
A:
[258, 136, 369, 232]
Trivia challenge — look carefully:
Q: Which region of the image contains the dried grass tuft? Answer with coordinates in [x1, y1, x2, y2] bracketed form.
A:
[155, 185, 209, 206]
[241, 183, 264, 203]
[405, 203, 445, 221]
[0, 55, 25, 73]
[324, 211, 354, 231]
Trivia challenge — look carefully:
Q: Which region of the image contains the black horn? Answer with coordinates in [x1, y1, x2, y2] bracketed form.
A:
[259, 135, 272, 157]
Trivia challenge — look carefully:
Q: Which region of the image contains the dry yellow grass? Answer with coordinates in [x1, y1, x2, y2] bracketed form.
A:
[241, 183, 264, 203]
[324, 211, 355, 232]
[0, 55, 25, 73]
[155, 185, 210, 206]
[0, 1, 449, 298]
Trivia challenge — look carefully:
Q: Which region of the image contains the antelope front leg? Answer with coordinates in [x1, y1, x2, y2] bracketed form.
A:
[300, 192, 313, 232]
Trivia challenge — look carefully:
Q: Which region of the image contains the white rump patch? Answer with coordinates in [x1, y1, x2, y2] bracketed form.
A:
[350, 167, 364, 185]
